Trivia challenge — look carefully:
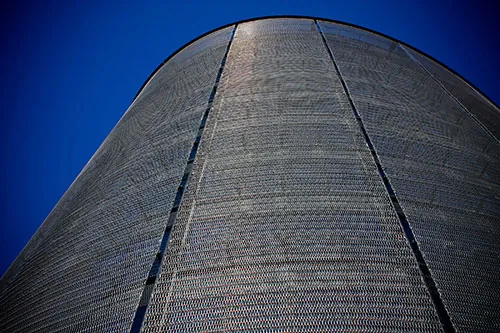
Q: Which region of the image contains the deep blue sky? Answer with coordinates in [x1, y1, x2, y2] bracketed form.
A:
[1, 0, 499, 276]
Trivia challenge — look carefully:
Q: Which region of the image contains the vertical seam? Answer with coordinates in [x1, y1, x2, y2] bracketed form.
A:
[314, 19, 456, 333]
[129, 24, 237, 333]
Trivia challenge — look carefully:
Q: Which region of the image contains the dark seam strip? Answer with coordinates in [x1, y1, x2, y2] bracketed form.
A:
[314, 19, 456, 333]
[129, 24, 237, 333]
[400, 44, 499, 145]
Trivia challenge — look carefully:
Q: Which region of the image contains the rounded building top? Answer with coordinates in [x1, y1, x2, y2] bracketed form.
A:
[133, 16, 498, 110]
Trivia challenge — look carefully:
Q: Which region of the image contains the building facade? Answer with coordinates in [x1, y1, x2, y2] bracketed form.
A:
[1, 17, 499, 332]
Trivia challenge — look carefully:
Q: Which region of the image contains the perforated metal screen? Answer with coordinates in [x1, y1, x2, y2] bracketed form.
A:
[1, 17, 499, 333]
[142, 18, 442, 332]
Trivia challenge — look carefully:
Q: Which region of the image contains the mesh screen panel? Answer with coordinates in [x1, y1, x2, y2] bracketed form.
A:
[319, 20, 500, 332]
[0, 27, 233, 332]
[142, 18, 441, 332]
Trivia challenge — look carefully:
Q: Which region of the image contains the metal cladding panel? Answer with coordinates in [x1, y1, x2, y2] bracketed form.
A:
[319, 20, 500, 332]
[142, 19, 441, 332]
[0, 27, 233, 332]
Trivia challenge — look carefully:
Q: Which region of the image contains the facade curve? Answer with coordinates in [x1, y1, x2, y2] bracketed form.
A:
[0, 17, 499, 333]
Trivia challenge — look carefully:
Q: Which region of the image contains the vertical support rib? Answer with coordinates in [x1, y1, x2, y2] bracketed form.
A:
[314, 20, 455, 333]
[400, 44, 499, 145]
[129, 24, 237, 333]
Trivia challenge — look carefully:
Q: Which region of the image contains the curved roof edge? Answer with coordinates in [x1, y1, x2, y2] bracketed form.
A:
[131, 15, 499, 111]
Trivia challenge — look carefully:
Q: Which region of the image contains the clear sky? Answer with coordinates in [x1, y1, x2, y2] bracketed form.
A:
[0, 0, 499, 276]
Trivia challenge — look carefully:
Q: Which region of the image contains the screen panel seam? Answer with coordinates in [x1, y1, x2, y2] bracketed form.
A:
[315, 19, 456, 333]
[128, 24, 238, 333]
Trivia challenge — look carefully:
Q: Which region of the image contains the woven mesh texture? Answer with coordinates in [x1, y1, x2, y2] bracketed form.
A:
[319, 20, 500, 332]
[142, 18, 441, 332]
[0, 27, 233, 332]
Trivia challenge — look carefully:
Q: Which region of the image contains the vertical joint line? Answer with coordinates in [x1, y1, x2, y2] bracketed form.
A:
[315, 20, 455, 333]
[129, 24, 237, 333]
[399, 44, 499, 145]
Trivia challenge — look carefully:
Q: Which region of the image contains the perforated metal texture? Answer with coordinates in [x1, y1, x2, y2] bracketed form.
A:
[142, 18, 441, 332]
[319, 20, 500, 332]
[0, 27, 233, 332]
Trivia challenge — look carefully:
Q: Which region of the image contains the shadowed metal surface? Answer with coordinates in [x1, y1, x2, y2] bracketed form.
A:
[0, 27, 233, 332]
